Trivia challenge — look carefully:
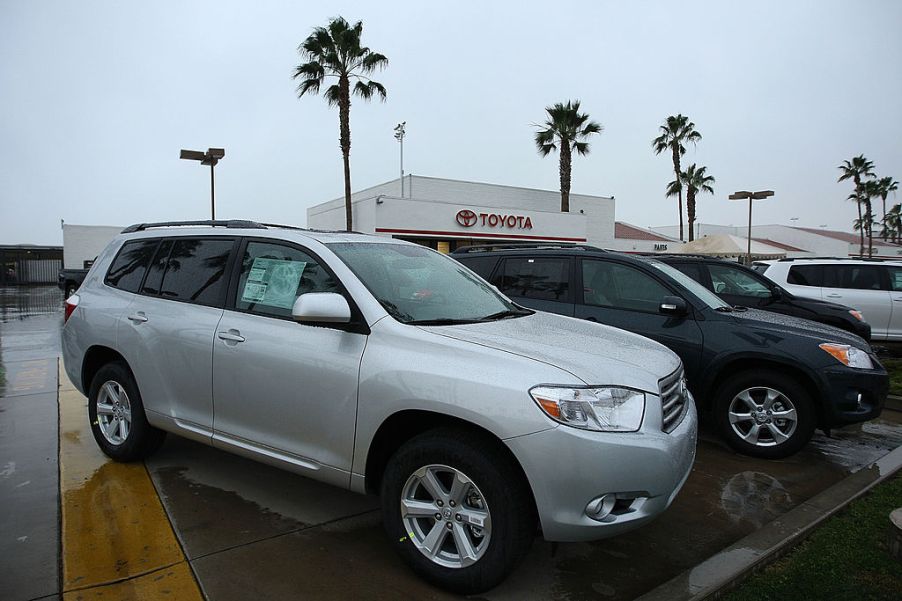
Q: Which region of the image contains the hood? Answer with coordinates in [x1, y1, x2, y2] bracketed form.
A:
[729, 308, 868, 348]
[419, 311, 681, 393]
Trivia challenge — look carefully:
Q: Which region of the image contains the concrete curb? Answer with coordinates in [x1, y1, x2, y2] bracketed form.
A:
[635, 444, 902, 601]
[885, 395, 902, 412]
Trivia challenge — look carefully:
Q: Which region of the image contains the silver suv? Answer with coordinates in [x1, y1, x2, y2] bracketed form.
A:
[61, 221, 697, 593]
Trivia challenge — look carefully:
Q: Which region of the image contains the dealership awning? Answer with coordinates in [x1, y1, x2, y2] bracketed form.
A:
[670, 234, 787, 259]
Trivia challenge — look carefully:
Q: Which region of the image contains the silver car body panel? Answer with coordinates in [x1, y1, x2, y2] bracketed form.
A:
[62, 226, 698, 543]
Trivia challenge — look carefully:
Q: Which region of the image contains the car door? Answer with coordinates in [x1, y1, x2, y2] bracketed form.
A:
[489, 255, 575, 316]
[820, 264, 892, 339]
[882, 265, 902, 341]
[211, 239, 367, 487]
[118, 236, 237, 439]
[573, 258, 705, 381]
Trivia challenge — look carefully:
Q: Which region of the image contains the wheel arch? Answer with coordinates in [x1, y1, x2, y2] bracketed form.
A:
[363, 409, 538, 517]
[81, 345, 128, 393]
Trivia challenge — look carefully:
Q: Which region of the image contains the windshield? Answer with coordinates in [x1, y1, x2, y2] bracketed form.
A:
[646, 260, 731, 310]
[328, 242, 526, 324]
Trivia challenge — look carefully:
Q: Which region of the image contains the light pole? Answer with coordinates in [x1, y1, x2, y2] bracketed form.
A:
[180, 148, 225, 219]
[728, 190, 774, 265]
[394, 122, 406, 198]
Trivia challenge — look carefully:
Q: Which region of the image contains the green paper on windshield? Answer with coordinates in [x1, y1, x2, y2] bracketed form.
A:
[241, 258, 306, 308]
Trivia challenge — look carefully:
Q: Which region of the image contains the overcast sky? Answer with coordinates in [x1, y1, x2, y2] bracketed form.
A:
[2, 0, 900, 244]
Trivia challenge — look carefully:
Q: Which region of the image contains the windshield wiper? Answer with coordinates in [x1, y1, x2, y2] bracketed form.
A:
[714, 306, 734, 313]
[407, 318, 484, 326]
[479, 308, 534, 321]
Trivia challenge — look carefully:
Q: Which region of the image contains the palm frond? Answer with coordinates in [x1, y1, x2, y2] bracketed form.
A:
[323, 84, 342, 107]
[353, 80, 387, 101]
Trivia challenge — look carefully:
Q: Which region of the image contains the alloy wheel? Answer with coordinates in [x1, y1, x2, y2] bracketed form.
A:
[95, 380, 132, 446]
[727, 386, 798, 447]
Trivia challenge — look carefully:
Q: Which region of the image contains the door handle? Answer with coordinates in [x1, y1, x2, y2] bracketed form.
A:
[217, 330, 246, 343]
[127, 312, 148, 323]
[893, 298, 902, 302]
[825, 294, 842, 299]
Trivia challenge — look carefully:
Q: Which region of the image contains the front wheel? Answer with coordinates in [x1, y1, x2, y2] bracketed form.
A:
[713, 371, 815, 459]
[380, 428, 536, 594]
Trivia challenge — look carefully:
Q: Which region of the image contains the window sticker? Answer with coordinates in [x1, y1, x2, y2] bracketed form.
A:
[240, 257, 306, 308]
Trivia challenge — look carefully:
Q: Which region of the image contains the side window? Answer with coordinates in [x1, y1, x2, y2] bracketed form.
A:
[492, 257, 570, 301]
[708, 264, 772, 297]
[582, 260, 672, 312]
[105, 239, 159, 293]
[159, 238, 235, 306]
[828, 265, 884, 290]
[457, 256, 499, 281]
[141, 240, 173, 295]
[669, 262, 705, 286]
[886, 267, 902, 292]
[787, 265, 823, 286]
[235, 241, 339, 318]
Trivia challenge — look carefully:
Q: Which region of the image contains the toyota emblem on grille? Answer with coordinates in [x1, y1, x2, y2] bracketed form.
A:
[456, 209, 478, 227]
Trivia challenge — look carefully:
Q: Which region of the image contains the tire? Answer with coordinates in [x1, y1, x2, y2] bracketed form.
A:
[380, 428, 536, 594]
[87, 361, 165, 461]
[65, 284, 77, 298]
[713, 370, 815, 459]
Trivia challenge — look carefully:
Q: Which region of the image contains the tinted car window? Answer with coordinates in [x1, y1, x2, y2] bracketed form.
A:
[787, 265, 823, 286]
[235, 241, 339, 318]
[582, 260, 671, 312]
[709, 264, 772, 297]
[669, 262, 705, 285]
[457, 256, 499, 280]
[159, 238, 234, 305]
[886, 266, 902, 292]
[493, 257, 569, 301]
[141, 239, 173, 295]
[825, 265, 885, 290]
[105, 239, 158, 293]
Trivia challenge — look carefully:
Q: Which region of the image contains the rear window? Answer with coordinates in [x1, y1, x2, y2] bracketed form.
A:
[824, 265, 885, 290]
[787, 265, 823, 287]
[668, 262, 705, 285]
[105, 239, 159, 293]
[158, 238, 235, 306]
[492, 257, 570, 301]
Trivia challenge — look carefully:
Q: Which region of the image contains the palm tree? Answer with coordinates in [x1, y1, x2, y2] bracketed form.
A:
[653, 115, 702, 241]
[534, 100, 602, 212]
[294, 17, 388, 231]
[877, 176, 900, 240]
[885, 204, 902, 243]
[861, 179, 883, 256]
[671, 164, 714, 241]
[838, 155, 875, 256]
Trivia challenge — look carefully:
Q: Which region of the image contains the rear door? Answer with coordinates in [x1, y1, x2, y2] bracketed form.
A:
[882, 265, 902, 340]
[211, 239, 367, 486]
[118, 236, 237, 438]
[820, 264, 892, 339]
[490, 255, 575, 316]
[574, 258, 705, 381]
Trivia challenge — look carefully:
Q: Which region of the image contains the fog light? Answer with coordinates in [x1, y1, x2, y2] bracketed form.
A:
[857, 393, 863, 409]
[586, 494, 616, 520]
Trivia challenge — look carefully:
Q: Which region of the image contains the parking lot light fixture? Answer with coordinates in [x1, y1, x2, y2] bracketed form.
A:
[180, 148, 225, 219]
[729, 190, 775, 265]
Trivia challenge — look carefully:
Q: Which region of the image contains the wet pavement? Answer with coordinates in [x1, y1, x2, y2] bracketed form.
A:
[1, 285, 902, 600]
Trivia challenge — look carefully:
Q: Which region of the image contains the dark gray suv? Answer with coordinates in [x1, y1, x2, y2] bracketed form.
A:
[453, 244, 888, 459]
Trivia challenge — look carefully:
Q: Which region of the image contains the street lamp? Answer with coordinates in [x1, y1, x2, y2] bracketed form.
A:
[180, 147, 225, 219]
[394, 122, 406, 198]
[728, 190, 774, 265]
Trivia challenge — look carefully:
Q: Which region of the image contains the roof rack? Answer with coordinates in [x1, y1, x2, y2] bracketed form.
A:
[121, 220, 268, 233]
[452, 242, 607, 254]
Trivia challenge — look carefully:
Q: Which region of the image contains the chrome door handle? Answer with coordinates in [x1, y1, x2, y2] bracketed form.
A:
[127, 312, 148, 323]
[217, 331, 246, 343]
[825, 294, 842, 298]
[893, 298, 902, 302]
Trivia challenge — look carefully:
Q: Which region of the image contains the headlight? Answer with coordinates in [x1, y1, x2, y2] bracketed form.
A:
[818, 343, 874, 369]
[849, 310, 865, 322]
[529, 386, 646, 432]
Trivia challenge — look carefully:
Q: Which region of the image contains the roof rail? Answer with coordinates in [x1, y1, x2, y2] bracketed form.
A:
[121, 220, 267, 233]
[451, 242, 606, 254]
[776, 256, 900, 263]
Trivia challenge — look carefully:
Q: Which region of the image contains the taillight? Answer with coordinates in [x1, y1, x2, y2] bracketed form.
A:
[64, 294, 80, 323]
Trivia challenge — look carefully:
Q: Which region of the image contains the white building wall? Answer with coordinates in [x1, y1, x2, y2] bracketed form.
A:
[606, 238, 678, 254]
[63, 224, 123, 269]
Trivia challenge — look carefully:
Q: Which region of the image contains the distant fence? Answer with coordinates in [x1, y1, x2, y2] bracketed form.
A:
[19, 259, 63, 284]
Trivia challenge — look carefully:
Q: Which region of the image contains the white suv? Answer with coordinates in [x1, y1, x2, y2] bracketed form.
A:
[757, 258, 902, 342]
[61, 221, 697, 594]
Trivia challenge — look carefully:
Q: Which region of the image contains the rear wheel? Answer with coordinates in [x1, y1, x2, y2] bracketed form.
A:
[380, 428, 536, 594]
[714, 370, 815, 459]
[88, 361, 165, 461]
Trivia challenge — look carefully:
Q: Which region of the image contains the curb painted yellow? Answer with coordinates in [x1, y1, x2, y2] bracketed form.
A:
[59, 360, 203, 600]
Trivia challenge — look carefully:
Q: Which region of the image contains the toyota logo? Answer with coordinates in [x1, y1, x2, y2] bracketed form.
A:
[456, 209, 478, 227]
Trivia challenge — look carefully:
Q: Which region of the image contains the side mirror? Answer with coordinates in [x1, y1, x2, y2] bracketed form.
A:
[659, 296, 688, 317]
[291, 292, 351, 323]
[771, 287, 783, 300]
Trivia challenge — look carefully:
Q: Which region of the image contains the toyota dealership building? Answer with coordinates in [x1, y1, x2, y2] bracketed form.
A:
[307, 175, 617, 252]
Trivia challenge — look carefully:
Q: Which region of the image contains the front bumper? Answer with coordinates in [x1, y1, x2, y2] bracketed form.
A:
[816, 362, 887, 428]
[504, 397, 697, 542]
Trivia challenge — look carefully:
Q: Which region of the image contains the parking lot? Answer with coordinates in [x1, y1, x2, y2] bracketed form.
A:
[2, 285, 902, 601]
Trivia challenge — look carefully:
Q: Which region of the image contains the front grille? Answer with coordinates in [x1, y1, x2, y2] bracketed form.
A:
[659, 366, 688, 433]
